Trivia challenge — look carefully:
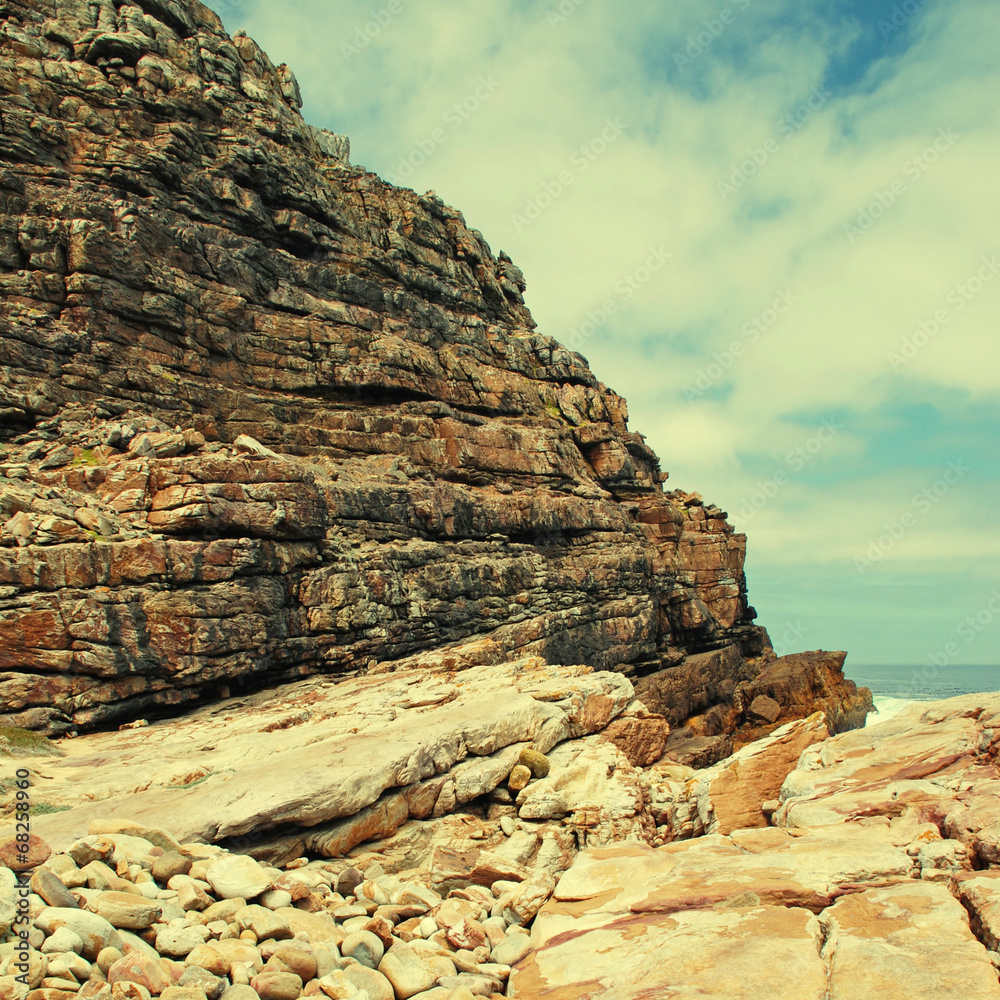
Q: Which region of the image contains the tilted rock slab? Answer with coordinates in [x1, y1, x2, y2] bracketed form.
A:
[2, 658, 633, 857]
[508, 692, 1000, 999]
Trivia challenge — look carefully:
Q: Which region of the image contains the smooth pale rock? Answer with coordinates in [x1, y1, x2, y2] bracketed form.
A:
[160, 989, 207, 1000]
[339, 932, 383, 971]
[267, 946, 315, 984]
[206, 858, 272, 902]
[97, 950, 124, 976]
[176, 883, 213, 913]
[35, 910, 124, 961]
[489, 934, 532, 967]
[40, 927, 85, 956]
[184, 947, 230, 978]
[236, 907, 291, 943]
[23, 662, 634, 861]
[177, 968, 225, 1000]
[313, 971, 355, 999]
[339, 965, 393, 1000]
[91, 893, 163, 931]
[218, 989, 259, 1000]
[821, 882, 1000, 998]
[257, 892, 292, 913]
[201, 901, 247, 926]
[155, 927, 208, 959]
[377, 943, 435, 1000]
[248, 972, 300, 1000]
[211, 941, 262, 974]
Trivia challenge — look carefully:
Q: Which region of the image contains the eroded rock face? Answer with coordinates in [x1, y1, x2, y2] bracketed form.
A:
[510, 692, 1000, 999]
[0, 0, 799, 734]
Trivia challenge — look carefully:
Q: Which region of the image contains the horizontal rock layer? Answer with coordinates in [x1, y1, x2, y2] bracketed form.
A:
[0, 0, 818, 733]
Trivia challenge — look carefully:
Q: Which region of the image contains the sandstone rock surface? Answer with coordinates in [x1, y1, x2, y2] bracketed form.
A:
[3, 657, 635, 861]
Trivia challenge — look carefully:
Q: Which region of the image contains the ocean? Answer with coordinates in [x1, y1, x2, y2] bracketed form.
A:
[846, 663, 999, 725]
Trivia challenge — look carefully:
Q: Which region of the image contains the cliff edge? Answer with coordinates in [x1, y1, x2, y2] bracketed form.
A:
[0, 0, 868, 739]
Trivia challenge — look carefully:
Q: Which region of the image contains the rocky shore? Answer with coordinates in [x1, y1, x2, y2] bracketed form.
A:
[0, 0, 869, 739]
[2, 0, 994, 997]
[2, 690, 999, 1000]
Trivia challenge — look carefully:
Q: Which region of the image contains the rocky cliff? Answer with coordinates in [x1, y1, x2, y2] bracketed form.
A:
[0, 0, 867, 737]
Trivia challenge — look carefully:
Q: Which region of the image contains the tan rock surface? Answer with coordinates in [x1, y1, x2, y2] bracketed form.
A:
[656, 712, 830, 839]
[509, 692, 1000, 999]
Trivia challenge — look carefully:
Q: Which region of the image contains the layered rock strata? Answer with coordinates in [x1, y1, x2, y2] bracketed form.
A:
[0, 0, 852, 735]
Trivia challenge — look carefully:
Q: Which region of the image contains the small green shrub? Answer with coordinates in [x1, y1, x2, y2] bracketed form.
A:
[0, 726, 66, 758]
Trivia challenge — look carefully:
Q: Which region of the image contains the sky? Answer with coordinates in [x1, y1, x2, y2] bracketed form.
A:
[206, 0, 1000, 674]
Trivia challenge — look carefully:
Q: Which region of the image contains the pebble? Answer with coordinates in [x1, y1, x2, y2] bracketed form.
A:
[490, 933, 533, 967]
[517, 748, 551, 778]
[184, 945, 230, 977]
[152, 854, 193, 884]
[257, 891, 291, 912]
[92, 891, 163, 930]
[40, 927, 85, 956]
[107, 953, 171, 995]
[177, 883, 213, 912]
[250, 971, 301, 1000]
[35, 909, 124, 960]
[24, 813, 556, 1000]
[156, 925, 210, 958]
[334, 870, 363, 898]
[97, 948, 124, 975]
[178, 966, 227, 1000]
[0, 833, 52, 871]
[111, 982, 152, 1000]
[218, 988, 258, 1000]
[218, 988, 259, 1000]
[236, 907, 292, 943]
[267, 947, 315, 983]
[339, 931, 383, 970]
[206, 857, 272, 902]
[340, 966, 394, 1000]
[377, 942, 436, 1000]
[507, 766, 531, 792]
[160, 988, 209, 1000]
[31, 871, 81, 909]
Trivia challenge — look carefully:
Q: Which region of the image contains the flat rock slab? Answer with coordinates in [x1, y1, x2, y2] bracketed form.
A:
[3, 658, 632, 851]
[822, 882, 1000, 999]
